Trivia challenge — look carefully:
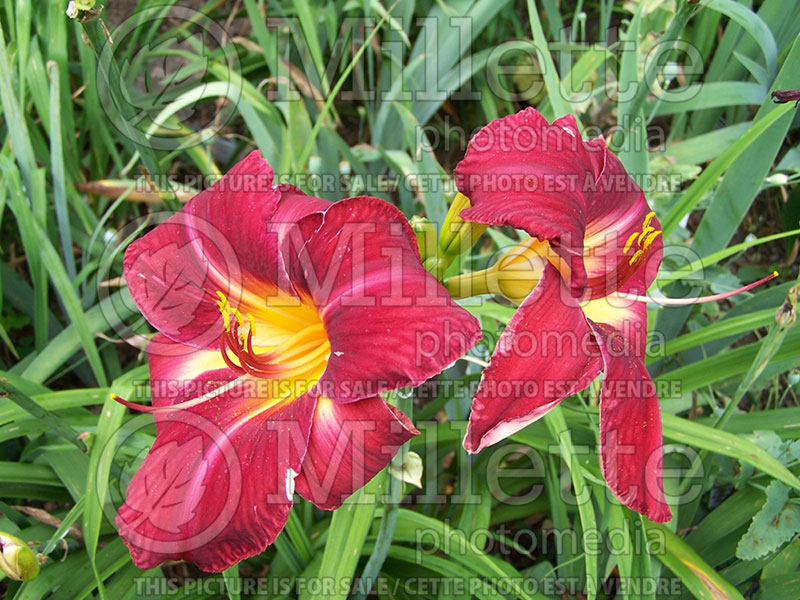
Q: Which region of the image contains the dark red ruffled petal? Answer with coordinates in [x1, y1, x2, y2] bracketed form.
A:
[117, 337, 316, 572]
[143, 333, 235, 426]
[582, 143, 663, 299]
[587, 321, 671, 523]
[123, 151, 283, 349]
[464, 262, 603, 452]
[294, 196, 481, 403]
[269, 184, 329, 303]
[454, 108, 662, 300]
[454, 108, 594, 296]
[273, 184, 330, 227]
[295, 396, 418, 509]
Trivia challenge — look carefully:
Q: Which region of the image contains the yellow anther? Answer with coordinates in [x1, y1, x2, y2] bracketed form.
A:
[623, 231, 639, 253]
[232, 307, 244, 328]
[216, 291, 231, 331]
[773, 270, 779, 278]
[642, 229, 662, 252]
[246, 313, 257, 336]
[215, 291, 229, 311]
[624, 212, 661, 260]
[637, 225, 655, 245]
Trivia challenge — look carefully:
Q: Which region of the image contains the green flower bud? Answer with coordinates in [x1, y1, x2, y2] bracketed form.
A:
[409, 216, 437, 262]
[438, 193, 488, 258]
[423, 256, 449, 280]
[0, 532, 40, 582]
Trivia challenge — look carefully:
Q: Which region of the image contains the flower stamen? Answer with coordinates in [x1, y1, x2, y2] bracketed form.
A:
[624, 211, 662, 266]
[626, 271, 778, 306]
[215, 292, 330, 380]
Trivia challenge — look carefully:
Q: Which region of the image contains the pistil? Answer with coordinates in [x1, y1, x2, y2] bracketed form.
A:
[623, 272, 779, 306]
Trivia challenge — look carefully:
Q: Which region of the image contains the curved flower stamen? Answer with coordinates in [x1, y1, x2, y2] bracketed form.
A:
[623, 211, 662, 267]
[622, 271, 778, 306]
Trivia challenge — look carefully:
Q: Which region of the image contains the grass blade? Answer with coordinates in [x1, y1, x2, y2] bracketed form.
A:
[47, 60, 77, 281]
[0, 378, 87, 452]
[661, 102, 794, 235]
[304, 474, 382, 600]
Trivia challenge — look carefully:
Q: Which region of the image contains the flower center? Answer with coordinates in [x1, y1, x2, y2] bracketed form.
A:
[111, 290, 332, 416]
[215, 291, 331, 381]
[445, 209, 667, 304]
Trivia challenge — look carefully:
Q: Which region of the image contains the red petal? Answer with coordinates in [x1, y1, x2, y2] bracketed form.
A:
[295, 396, 418, 509]
[294, 196, 481, 402]
[454, 108, 594, 296]
[117, 337, 317, 572]
[583, 143, 663, 299]
[143, 333, 235, 425]
[464, 262, 603, 452]
[123, 151, 285, 348]
[273, 184, 330, 227]
[269, 184, 330, 303]
[588, 321, 672, 523]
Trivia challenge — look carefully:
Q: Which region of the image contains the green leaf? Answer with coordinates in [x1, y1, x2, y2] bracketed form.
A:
[525, 0, 572, 120]
[47, 61, 76, 282]
[83, 366, 147, 600]
[660, 413, 800, 492]
[545, 406, 598, 600]
[21, 289, 135, 385]
[305, 474, 382, 600]
[661, 102, 795, 235]
[737, 482, 800, 560]
[756, 573, 800, 600]
[39, 496, 85, 557]
[296, 2, 399, 170]
[691, 34, 800, 256]
[29, 220, 107, 386]
[646, 522, 744, 600]
[222, 563, 241, 600]
[353, 430, 408, 600]
[391, 509, 548, 600]
[0, 379, 87, 452]
[704, 0, 777, 78]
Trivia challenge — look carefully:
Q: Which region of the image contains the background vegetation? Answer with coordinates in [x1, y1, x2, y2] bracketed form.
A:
[0, 0, 799, 598]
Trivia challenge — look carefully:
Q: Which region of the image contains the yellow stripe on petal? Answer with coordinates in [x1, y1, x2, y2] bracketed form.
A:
[581, 294, 639, 332]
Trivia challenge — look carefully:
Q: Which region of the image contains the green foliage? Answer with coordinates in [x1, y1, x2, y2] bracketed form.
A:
[737, 482, 800, 561]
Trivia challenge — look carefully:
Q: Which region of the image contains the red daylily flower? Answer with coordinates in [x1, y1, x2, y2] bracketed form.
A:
[116, 151, 480, 572]
[453, 108, 671, 522]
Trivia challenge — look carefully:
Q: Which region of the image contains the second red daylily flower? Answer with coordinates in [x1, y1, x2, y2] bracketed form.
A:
[450, 108, 671, 522]
[116, 151, 481, 572]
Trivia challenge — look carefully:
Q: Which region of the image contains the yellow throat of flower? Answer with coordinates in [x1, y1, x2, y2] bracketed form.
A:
[215, 290, 331, 392]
